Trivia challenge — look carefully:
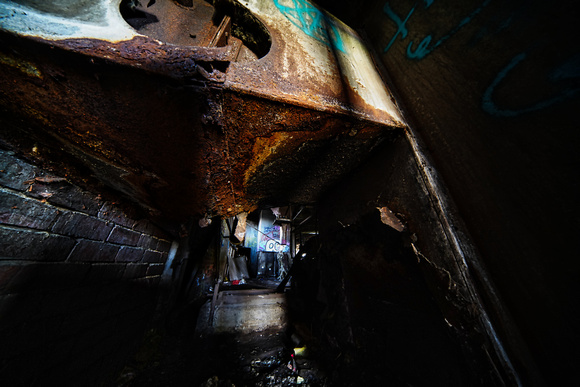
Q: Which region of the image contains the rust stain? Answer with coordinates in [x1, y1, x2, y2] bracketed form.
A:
[243, 132, 291, 185]
[49, 35, 234, 80]
[0, 0, 403, 221]
[0, 53, 42, 79]
[215, 91, 397, 210]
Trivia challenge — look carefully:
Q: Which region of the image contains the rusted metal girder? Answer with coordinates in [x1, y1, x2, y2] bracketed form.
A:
[0, 0, 404, 220]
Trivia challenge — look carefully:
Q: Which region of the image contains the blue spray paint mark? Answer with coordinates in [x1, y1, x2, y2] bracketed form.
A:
[381, 1, 579, 116]
[549, 53, 580, 81]
[383, 3, 415, 54]
[407, 34, 432, 58]
[482, 52, 580, 117]
[273, 0, 346, 53]
[384, 0, 491, 60]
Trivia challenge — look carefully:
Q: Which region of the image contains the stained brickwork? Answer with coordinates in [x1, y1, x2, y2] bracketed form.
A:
[0, 149, 175, 386]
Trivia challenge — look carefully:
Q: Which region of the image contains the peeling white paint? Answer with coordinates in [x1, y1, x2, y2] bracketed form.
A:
[335, 27, 402, 120]
[0, 0, 137, 41]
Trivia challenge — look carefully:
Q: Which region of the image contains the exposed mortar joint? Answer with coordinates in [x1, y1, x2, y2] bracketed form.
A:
[0, 185, 165, 244]
[0, 185, 66, 212]
[0, 223, 52, 237]
[71, 237, 149, 251]
[1, 183, 98, 228]
[64, 239, 81, 262]
[0, 259, 45, 267]
[104, 224, 116, 241]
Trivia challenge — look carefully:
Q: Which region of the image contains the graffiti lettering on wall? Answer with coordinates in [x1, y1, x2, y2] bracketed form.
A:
[382, 1, 580, 116]
[482, 51, 580, 117]
[383, 0, 491, 60]
[273, 0, 346, 53]
[259, 225, 280, 251]
[258, 225, 289, 252]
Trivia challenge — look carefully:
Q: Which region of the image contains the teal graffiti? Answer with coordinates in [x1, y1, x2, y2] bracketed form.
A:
[482, 52, 580, 117]
[384, 0, 491, 60]
[549, 53, 580, 82]
[272, 0, 345, 53]
[407, 34, 432, 59]
[383, 3, 414, 54]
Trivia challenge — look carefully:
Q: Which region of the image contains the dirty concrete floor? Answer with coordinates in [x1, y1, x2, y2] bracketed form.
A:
[118, 293, 328, 387]
[117, 243, 473, 387]
[129, 330, 325, 387]
[117, 286, 473, 387]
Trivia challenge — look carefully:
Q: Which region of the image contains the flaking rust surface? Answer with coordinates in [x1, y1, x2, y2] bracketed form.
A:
[0, 34, 398, 219]
[217, 92, 394, 210]
[0, 31, 213, 218]
[0, 0, 404, 220]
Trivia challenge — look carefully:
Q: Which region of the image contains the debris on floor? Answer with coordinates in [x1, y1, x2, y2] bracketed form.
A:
[121, 323, 328, 387]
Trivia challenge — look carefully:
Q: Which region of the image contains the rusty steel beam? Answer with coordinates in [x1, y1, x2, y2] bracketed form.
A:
[0, 0, 404, 221]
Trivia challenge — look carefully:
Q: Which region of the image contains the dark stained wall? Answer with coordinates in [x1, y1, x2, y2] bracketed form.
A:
[317, 135, 507, 386]
[318, 0, 579, 385]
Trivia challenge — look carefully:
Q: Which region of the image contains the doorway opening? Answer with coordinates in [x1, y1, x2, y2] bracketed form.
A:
[217, 205, 317, 292]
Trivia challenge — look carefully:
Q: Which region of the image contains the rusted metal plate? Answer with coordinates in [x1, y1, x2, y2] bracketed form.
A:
[0, 0, 405, 220]
[226, 0, 404, 126]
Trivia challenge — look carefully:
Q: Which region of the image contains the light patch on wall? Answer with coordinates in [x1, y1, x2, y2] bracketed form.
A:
[377, 206, 405, 232]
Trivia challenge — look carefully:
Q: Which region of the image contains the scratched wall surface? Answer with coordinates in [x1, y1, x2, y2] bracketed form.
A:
[317, 0, 579, 385]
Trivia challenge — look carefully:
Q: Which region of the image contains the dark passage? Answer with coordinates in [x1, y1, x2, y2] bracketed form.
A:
[117, 206, 471, 387]
[0, 132, 504, 386]
[1, 0, 577, 386]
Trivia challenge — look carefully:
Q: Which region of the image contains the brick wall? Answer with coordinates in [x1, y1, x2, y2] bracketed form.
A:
[0, 149, 175, 386]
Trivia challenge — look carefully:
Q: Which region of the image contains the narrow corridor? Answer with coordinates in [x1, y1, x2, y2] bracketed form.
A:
[116, 208, 473, 387]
